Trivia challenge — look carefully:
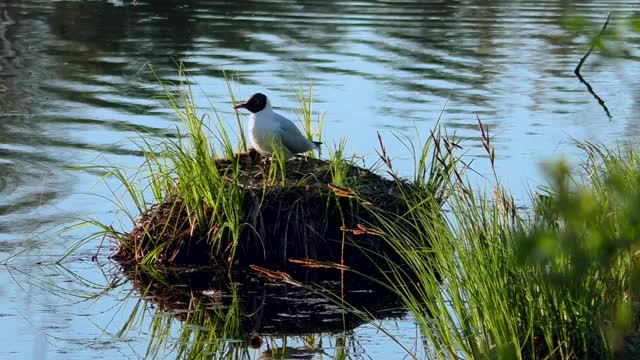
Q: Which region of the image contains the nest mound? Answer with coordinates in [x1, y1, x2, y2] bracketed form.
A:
[114, 149, 409, 270]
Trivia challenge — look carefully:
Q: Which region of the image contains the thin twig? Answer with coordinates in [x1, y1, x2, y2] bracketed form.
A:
[575, 12, 611, 75]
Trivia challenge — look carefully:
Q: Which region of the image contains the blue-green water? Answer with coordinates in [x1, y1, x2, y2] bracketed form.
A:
[0, 0, 639, 358]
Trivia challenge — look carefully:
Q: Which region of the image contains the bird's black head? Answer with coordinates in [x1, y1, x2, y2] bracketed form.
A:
[234, 93, 268, 113]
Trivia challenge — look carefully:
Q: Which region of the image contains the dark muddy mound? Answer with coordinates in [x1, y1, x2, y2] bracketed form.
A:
[113, 150, 411, 271]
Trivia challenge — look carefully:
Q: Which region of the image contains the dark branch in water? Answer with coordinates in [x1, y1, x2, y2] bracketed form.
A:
[574, 12, 613, 120]
[575, 12, 611, 75]
[575, 71, 612, 119]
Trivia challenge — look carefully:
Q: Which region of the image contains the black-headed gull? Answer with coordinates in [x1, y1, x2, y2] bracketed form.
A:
[234, 93, 321, 158]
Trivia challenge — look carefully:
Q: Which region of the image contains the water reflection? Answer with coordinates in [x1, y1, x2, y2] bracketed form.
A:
[132, 267, 403, 358]
[2, 259, 406, 358]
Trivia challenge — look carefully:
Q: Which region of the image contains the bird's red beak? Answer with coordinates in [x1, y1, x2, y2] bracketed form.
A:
[234, 102, 247, 110]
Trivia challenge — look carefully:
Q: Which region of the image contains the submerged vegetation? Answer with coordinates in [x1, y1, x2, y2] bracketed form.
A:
[74, 72, 640, 359]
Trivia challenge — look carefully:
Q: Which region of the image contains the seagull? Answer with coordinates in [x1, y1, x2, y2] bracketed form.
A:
[234, 93, 321, 159]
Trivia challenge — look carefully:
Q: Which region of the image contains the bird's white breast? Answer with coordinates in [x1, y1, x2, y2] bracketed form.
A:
[248, 112, 279, 155]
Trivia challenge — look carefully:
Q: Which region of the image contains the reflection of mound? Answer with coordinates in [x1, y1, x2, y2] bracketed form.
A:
[123, 263, 405, 337]
[116, 149, 410, 272]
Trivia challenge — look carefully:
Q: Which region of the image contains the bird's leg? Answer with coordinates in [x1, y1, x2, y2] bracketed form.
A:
[260, 157, 270, 173]
[293, 154, 310, 162]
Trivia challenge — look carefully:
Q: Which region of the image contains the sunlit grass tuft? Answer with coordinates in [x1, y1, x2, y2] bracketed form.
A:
[369, 126, 640, 359]
[327, 137, 356, 188]
[64, 68, 252, 266]
[296, 82, 324, 156]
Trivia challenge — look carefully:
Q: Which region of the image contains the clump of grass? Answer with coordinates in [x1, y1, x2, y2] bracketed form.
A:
[296, 82, 324, 155]
[327, 138, 358, 188]
[109, 68, 250, 266]
[265, 140, 289, 187]
[371, 123, 640, 359]
[69, 69, 415, 271]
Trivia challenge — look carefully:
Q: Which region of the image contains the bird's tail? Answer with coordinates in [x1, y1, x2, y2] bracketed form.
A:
[312, 141, 322, 149]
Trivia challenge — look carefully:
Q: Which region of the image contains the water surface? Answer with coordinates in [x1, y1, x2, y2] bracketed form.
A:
[0, 0, 639, 358]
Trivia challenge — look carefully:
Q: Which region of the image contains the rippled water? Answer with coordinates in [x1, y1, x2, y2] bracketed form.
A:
[0, 0, 639, 358]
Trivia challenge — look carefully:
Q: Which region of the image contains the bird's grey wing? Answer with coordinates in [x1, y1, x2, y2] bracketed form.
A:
[275, 114, 313, 154]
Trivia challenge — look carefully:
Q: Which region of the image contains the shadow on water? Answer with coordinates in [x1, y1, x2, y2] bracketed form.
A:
[118, 263, 406, 358]
[2, 254, 408, 358]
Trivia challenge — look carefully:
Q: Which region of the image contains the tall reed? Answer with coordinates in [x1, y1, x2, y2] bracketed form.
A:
[371, 125, 640, 359]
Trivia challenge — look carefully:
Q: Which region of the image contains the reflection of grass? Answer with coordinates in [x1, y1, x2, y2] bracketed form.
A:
[146, 286, 248, 359]
[111, 265, 403, 359]
[373, 125, 640, 358]
[110, 267, 250, 359]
